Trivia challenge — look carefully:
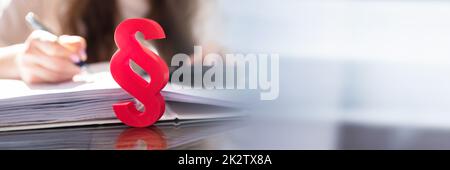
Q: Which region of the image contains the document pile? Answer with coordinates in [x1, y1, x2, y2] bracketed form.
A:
[0, 63, 242, 131]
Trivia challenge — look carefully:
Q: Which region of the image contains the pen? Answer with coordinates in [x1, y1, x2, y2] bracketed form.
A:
[25, 12, 86, 67]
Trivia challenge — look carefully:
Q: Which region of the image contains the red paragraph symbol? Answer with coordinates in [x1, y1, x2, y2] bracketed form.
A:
[110, 18, 169, 127]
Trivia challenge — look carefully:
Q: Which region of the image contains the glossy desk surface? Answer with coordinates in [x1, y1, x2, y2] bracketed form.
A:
[2, 112, 450, 150]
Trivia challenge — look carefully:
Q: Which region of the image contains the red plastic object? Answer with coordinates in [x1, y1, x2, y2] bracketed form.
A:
[110, 18, 169, 127]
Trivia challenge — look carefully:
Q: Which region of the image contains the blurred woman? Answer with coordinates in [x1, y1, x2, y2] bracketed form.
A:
[0, 0, 219, 83]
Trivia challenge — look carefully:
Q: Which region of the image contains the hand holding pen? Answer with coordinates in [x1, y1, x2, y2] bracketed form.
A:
[16, 12, 87, 84]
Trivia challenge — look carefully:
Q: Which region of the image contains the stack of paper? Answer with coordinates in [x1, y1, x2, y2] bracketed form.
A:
[0, 63, 243, 131]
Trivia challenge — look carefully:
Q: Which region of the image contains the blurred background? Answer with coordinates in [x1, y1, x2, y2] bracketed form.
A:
[218, 0, 450, 122]
[199, 0, 450, 149]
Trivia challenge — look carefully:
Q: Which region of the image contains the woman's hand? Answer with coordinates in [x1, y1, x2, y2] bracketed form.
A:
[15, 30, 87, 84]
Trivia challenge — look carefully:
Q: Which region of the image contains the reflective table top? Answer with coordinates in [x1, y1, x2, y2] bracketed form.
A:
[2, 111, 450, 150]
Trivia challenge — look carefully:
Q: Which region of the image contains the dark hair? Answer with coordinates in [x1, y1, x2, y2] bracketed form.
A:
[62, 0, 199, 64]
